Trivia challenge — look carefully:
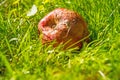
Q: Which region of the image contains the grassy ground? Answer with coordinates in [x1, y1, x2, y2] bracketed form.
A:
[0, 0, 120, 80]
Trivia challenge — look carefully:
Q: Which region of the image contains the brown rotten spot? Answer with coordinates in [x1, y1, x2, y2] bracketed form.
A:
[38, 8, 90, 49]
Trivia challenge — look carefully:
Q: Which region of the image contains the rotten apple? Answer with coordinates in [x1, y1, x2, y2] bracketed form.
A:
[38, 8, 89, 49]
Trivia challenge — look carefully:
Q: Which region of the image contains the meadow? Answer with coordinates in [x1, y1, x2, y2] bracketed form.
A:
[0, 0, 120, 80]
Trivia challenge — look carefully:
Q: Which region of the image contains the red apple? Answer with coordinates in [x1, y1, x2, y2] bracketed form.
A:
[38, 8, 89, 49]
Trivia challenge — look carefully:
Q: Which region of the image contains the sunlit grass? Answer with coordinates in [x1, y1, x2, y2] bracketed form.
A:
[0, 0, 120, 80]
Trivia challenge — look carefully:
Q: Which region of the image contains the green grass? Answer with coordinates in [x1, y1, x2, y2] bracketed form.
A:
[0, 0, 120, 80]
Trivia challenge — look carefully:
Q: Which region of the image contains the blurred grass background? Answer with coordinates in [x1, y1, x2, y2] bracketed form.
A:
[0, 0, 120, 80]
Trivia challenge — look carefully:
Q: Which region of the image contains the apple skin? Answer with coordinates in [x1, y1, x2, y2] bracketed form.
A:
[38, 8, 89, 49]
